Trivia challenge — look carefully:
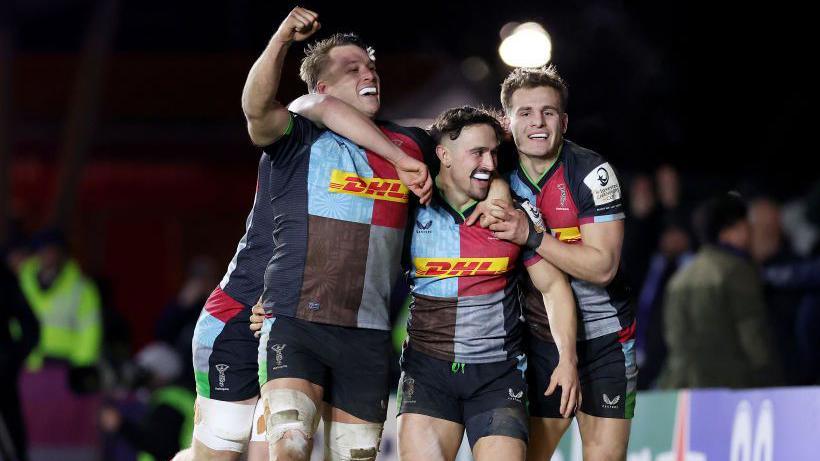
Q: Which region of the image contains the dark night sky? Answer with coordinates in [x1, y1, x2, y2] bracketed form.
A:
[8, 0, 817, 198]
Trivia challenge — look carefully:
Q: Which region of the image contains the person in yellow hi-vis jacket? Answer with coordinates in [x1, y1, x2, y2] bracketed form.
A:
[17, 229, 101, 370]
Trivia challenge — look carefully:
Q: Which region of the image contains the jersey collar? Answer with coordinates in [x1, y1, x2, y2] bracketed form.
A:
[517, 141, 564, 192]
[432, 176, 477, 224]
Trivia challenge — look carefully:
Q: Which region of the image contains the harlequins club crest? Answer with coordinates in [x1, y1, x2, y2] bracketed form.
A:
[271, 344, 286, 368]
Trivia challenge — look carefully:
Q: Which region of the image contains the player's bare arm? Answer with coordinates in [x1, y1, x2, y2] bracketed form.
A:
[489, 204, 623, 286]
[241, 7, 320, 146]
[526, 260, 579, 418]
[289, 94, 432, 203]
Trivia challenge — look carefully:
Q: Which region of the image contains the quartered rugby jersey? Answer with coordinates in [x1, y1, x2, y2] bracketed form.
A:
[256, 112, 430, 331]
[200, 154, 276, 324]
[407, 189, 524, 364]
[509, 140, 633, 341]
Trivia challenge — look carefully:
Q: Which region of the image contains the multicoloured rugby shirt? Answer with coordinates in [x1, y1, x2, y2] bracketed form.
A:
[406, 188, 533, 364]
[509, 140, 634, 341]
[193, 154, 276, 398]
[257, 112, 430, 330]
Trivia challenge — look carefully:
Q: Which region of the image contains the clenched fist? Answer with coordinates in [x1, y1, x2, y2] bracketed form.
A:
[273, 7, 321, 44]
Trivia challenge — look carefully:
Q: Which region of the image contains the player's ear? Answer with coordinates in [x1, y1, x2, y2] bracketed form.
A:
[435, 144, 451, 168]
[560, 112, 568, 135]
[316, 81, 328, 94]
[502, 115, 511, 134]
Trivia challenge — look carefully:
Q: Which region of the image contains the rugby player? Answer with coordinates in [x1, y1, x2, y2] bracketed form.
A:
[478, 65, 636, 461]
[189, 7, 432, 461]
[397, 107, 578, 461]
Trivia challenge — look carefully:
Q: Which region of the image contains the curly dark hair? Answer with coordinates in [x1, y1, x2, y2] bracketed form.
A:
[299, 32, 373, 92]
[428, 106, 505, 144]
[500, 64, 569, 113]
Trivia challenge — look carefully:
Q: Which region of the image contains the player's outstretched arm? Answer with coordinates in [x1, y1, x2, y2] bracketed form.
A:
[488, 204, 622, 285]
[289, 94, 431, 203]
[536, 220, 623, 285]
[242, 7, 320, 146]
[527, 260, 579, 418]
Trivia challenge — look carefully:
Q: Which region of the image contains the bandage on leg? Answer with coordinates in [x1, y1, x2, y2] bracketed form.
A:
[251, 397, 266, 443]
[326, 421, 384, 461]
[261, 388, 320, 441]
[192, 396, 256, 453]
[261, 388, 321, 460]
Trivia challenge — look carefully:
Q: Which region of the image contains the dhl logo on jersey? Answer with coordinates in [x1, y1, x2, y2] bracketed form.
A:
[552, 226, 582, 243]
[414, 257, 510, 278]
[328, 169, 408, 203]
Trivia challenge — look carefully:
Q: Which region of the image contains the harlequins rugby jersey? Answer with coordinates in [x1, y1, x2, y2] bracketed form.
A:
[259, 112, 430, 330]
[406, 188, 527, 364]
[509, 140, 633, 341]
[200, 154, 276, 323]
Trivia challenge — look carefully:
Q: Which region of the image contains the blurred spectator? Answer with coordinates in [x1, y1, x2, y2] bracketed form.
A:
[95, 274, 133, 392]
[660, 193, 781, 389]
[635, 225, 692, 389]
[1, 244, 40, 461]
[4, 234, 30, 276]
[750, 198, 789, 264]
[627, 166, 696, 389]
[749, 198, 804, 384]
[763, 257, 820, 384]
[155, 256, 217, 389]
[758, 182, 820, 384]
[100, 342, 195, 461]
[623, 173, 661, 289]
[17, 229, 102, 376]
[655, 164, 690, 225]
[781, 199, 817, 257]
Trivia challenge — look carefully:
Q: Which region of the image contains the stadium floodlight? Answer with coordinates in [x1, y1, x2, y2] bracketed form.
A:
[498, 22, 552, 68]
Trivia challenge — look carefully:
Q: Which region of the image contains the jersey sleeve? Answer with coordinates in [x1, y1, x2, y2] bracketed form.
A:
[378, 121, 437, 171]
[412, 128, 439, 174]
[260, 111, 321, 164]
[574, 159, 626, 225]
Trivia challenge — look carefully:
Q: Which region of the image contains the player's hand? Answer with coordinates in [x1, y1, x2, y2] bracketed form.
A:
[249, 302, 265, 338]
[545, 358, 580, 418]
[273, 7, 321, 45]
[464, 199, 504, 228]
[487, 200, 530, 245]
[395, 156, 432, 205]
[465, 177, 512, 227]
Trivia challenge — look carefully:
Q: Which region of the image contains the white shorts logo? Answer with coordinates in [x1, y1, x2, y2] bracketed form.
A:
[215, 364, 229, 390]
[602, 393, 621, 409]
[271, 344, 287, 370]
[402, 376, 416, 405]
[508, 388, 524, 402]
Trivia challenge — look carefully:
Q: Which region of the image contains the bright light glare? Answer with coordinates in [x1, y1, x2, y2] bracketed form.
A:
[498, 22, 552, 68]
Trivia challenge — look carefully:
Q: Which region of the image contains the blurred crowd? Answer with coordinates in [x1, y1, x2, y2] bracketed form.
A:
[0, 231, 215, 461]
[622, 166, 820, 390]
[2, 165, 819, 460]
